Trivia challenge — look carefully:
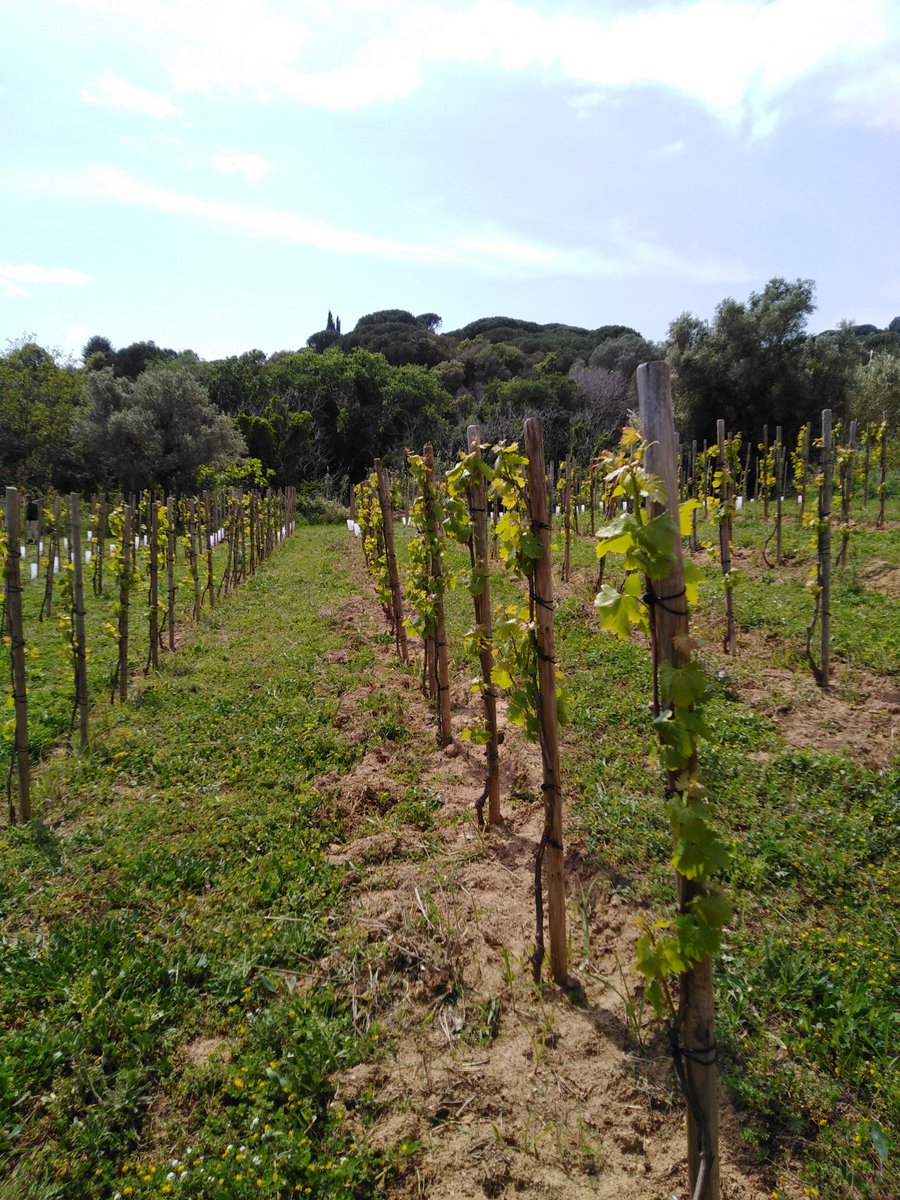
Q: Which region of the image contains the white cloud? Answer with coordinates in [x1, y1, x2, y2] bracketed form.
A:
[81, 74, 180, 117]
[212, 148, 271, 183]
[64, 0, 900, 129]
[0, 263, 91, 298]
[17, 165, 756, 286]
[651, 140, 687, 160]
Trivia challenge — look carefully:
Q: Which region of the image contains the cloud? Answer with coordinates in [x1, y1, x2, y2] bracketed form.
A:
[650, 140, 687, 160]
[0, 263, 91, 298]
[66, 0, 900, 129]
[18, 165, 756, 286]
[81, 74, 180, 117]
[212, 148, 271, 183]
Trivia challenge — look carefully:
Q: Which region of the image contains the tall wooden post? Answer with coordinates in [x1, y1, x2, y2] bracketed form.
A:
[188, 498, 201, 620]
[5, 488, 30, 821]
[837, 420, 856, 568]
[69, 495, 89, 747]
[373, 459, 409, 663]
[118, 506, 132, 703]
[774, 426, 783, 565]
[148, 501, 160, 671]
[798, 423, 810, 527]
[819, 411, 832, 687]
[762, 425, 770, 520]
[523, 418, 568, 987]
[877, 421, 888, 528]
[166, 497, 176, 651]
[423, 444, 452, 744]
[562, 454, 572, 583]
[717, 422, 736, 656]
[203, 491, 215, 608]
[467, 426, 501, 826]
[42, 494, 60, 621]
[95, 496, 106, 596]
[637, 364, 720, 1200]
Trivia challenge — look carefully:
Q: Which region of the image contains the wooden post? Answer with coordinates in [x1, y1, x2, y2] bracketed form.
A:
[423, 444, 452, 745]
[877, 421, 888, 528]
[374, 459, 409, 663]
[147, 500, 160, 671]
[94, 496, 106, 596]
[819, 411, 832, 687]
[203, 491, 215, 608]
[188, 498, 201, 620]
[837, 420, 856, 568]
[118, 506, 132, 703]
[467, 425, 501, 826]
[562, 454, 572, 583]
[637, 364, 720, 1200]
[798, 423, 810, 527]
[166, 497, 176, 651]
[691, 439, 700, 551]
[5, 488, 31, 822]
[862, 424, 871, 510]
[68, 495, 90, 747]
[717, 422, 736, 656]
[588, 464, 596, 537]
[41, 494, 60, 621]
[774, 426, 783, 566]
[762, 424, 770, 520]
[523, 417, 568, 987]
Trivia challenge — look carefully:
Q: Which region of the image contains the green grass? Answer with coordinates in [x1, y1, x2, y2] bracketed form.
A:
[0, 527, 387, 1199]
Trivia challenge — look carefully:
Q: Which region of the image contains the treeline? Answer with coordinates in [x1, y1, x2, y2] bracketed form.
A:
[4, 278, 898, 497]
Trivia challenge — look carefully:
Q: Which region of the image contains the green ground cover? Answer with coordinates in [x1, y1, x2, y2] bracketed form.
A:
[1, 528, 389, 1199]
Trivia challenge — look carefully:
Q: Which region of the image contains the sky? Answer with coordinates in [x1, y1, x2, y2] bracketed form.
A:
[1, 0, 898, 362]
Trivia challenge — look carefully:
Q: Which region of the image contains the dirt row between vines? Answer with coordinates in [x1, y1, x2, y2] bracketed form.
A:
[312, 541, 783, 1200]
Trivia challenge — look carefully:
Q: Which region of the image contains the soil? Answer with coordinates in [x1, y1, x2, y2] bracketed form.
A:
[316, 542, 787, 1200]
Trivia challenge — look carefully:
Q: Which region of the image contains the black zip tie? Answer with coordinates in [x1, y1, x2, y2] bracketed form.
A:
[684, 1044, 719, 1066]
[644, 585, 688, 615]
[533, 595, 554, 610]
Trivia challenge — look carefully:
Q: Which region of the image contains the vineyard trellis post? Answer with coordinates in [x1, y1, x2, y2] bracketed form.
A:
[637, 363, 720, 1200]
[5, 487, 30, 822]
[148, 499, 160, 672]
[423, 443, 452, 744]
[522, 417, 568, 987]
[716, 421, 736, 656]
[466, 424, 501, 826]
[373, 459, 409, 663]
[819, 410, 833, 687]
[166, 496, 176, 651]
[118, 505, 132, 703]
[69, 494, 89, 748]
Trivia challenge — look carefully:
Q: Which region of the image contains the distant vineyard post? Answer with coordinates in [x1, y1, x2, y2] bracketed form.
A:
[423, 443, 452, 744]
[69, 494, 89, 747]
[374, 459, 409, 663]
[5, 487, 31, 822]
[466, 425, 501, 826]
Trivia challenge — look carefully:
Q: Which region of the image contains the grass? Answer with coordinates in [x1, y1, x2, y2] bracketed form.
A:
[0, 527, 387, 1199]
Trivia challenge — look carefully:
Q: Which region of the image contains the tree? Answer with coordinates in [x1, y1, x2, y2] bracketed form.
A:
[74, 367, 245, 492]
[0, 340, 82, 487]
[666, 278, 848, 440]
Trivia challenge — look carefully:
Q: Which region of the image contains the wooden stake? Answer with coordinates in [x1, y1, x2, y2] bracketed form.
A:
[118, 506, 132, 703]
[523, 417, 568, 987]
[188, 498, 201, 620]
[562, 454, 572, 583]
[374, 459, 409, 663]
[423, 444, 452, 744]
[637, 364, 720, 1200]
[467, 425, 501, 826]
[147, 500, 160, 671]
[66, 494, 89, 747]
[166, 497, 176, 651]
[819, 410, 832, 687]
[717, 421, 736, 656]
[5, 488, 31, 822]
